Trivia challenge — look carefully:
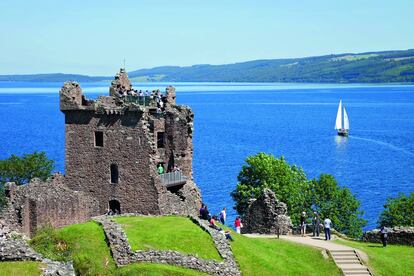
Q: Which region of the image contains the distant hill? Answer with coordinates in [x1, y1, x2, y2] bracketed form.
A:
[1, 49, 414, 83]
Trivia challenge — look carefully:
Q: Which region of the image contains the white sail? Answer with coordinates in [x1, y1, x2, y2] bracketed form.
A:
[343, 107, 349, 130]
[335, 100, 343, 130]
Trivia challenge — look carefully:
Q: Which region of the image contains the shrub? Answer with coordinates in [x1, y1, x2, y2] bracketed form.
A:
[29, 225, 71, 262]
[378, 192, 414, 227]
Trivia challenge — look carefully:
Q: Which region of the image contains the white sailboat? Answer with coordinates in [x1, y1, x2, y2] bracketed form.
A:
[335, 100, 349, 136]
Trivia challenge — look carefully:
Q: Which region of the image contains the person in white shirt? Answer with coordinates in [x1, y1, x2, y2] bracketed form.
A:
[324, 218, 332, 240]
[219, 207, 226, 225]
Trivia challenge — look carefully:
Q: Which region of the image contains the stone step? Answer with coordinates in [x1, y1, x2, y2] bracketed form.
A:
[342, 268, 371, 274]
[332, 252, 356, 256]
[333, 255, 359, 261]
[344, 271, 371, 276]
[335, 260, 362, 265]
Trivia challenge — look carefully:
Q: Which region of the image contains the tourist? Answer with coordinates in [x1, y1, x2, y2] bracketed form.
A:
[219, 207, 226, 225]
[209, 215, 222, 231]
[380, 226, 388, 247]
[300, 211, 307, 237]
[173, 165, 181, 172]
[157, 163, 164, 174]
[324, 217, 332, 240]
[220, 230, 234, 241]
[312, 211, 320, 237]
[234, 216, 242, 234]
[199, 203, 206, 218]
[201, 205, 210, 220]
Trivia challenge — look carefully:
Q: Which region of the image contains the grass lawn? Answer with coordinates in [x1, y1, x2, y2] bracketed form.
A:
[114, 216, 222, 261]
[116, 263, 209, 275]
[30, 221, 117, 275]
[335, 239, 414, 276]
[0, 261, 43, 276]
[231, 233, 341, 276]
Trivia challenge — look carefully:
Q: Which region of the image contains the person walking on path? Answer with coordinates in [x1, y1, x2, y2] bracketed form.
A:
[300, 211, 307, 237]
[380, 226, 388, 247]
[219, 207, 226, 225]
[312, 211, 320, 237]
[324, 217, 332, 240]
[234, 216, 242, 234]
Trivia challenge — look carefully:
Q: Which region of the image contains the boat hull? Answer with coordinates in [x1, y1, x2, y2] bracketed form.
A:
[337, 129, 349, 136]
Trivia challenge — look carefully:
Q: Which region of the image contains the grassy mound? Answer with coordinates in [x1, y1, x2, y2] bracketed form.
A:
[231, 234, 340, 275]
[336, 239, 414, 276]
[25, 216, 342, 275]
[30, 221, 116, 275]
[116, 263, 209, 275]
[0, 261, 42, 276]
[114, 216, 222, 261]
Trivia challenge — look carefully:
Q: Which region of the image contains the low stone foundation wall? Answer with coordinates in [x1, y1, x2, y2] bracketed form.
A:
[0, 219, 74, 276]
[363, 226, 414, 246]
[93, 215, 240, 275]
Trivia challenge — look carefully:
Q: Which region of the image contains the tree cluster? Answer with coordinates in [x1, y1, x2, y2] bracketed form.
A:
[231, 152, 366, 238]
[0, 152, 54, 208]
[378, 192, 414, 227]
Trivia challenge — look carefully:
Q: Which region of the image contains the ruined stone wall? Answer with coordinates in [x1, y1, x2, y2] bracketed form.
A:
[3, 174, 99, 237]
[64, 110, 161, 215]
[242, 189, 292, 235]
[363, 227, 414, 246]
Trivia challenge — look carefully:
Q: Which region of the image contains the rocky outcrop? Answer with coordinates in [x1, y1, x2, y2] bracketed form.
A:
[93, 215, 240, 275]
[242, 188, 292, 235]
[363, 226, 414, 246]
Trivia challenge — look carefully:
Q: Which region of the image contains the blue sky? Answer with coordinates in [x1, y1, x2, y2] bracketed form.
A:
[1, 0, 413, 75]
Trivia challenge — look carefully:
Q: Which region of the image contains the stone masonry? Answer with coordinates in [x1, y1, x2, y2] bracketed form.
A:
[1, 69, 202, 238]
[93, 215, 240, 275]
[2, 174, 99, 237]
[363, 226, 414, 246]
[242, 188, 292, 235]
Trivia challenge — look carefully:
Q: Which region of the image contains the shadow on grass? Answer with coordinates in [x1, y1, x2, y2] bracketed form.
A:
[367, 245, 384, 248]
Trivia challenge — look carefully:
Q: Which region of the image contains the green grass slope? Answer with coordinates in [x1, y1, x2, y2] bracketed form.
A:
[336, 239, 414, 276]
[0, 261, 42, 276]
[13, 216, 343, 275]
[114, 216, 222, 261]
[231, 234, 340, 275]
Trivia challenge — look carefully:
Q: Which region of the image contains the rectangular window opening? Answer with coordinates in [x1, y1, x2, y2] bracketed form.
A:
[110, 164, 119, 184]
[95, 131, 104, 147]
[157, 132, 165, 148]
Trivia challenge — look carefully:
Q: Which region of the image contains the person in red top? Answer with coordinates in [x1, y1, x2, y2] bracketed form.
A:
[234, 216, 242, 234]
[209, 215, 221, 230]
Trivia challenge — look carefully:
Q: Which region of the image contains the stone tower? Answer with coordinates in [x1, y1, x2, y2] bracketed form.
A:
[59, 69, 201, 216]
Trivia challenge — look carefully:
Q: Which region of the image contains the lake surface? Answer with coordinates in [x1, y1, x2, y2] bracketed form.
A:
[1, 81, 414, 230]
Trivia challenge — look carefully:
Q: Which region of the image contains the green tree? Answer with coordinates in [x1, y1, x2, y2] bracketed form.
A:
[378, 192, 414, 227]
[231, 153, 310, 224]
[0, 151, 54, 185]
[231, 153, 366, 237]
[309, 174, 366, 238]
[0, 152, 54, 209]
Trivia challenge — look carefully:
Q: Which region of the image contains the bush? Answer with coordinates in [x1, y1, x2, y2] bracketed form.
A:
[231, 153, 309, 224]
[309, 174, 366, 237]
[231, 153, 366, 237]
[0, 151, 54, 185]
[29, 225, 71, 262]
[0, 151, 54, 209]
[378, 192, 414, 227]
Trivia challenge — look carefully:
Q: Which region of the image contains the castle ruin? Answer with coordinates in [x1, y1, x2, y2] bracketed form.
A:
[3, 69, 202, 236]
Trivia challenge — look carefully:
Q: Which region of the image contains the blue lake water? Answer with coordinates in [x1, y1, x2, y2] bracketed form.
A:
[1, 81, 414, 230]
